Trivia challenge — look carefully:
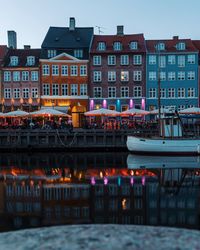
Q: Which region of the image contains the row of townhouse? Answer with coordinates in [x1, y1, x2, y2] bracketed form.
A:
[1, 17, 200, 127]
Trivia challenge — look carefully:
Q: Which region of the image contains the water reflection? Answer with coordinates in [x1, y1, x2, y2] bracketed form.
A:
[0, 152, 200, 232]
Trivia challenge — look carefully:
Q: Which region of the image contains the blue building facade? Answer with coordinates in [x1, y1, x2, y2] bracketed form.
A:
[146, 37, 199, 111]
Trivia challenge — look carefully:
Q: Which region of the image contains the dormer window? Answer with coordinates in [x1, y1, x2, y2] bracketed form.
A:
[27, 56, 35, 66]
[130, 41, 138, 50]
[156, 42, 165, 51]
[74, 49, 83, 58]
[97, 42, 106, 51]
[177, 42, 186, 50]
[10, 56, 18, 66]
[47, 50, 56, 58]
[113, 42, 122, 51]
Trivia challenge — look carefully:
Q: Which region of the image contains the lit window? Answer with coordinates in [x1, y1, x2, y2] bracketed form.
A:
[121, 71, 129, 82]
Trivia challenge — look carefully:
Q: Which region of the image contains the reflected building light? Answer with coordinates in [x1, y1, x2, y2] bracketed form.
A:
[130, 170, 134, 176]
[130, 177, 134, 186]
[90, 99, 94, 111]
[103, 99, 107, 109]
[118, 176, 121, 186]
[100, 171, 103, 178]
[104, 177, 108, 185]
[91, 177, 96, 185]
[129, 99, 134, 109]
[141, 98, 145, 110]
[142, 176, 146, 186]
[122, 198, 127, 210]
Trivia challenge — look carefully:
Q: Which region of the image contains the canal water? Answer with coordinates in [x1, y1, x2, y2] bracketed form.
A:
[0, 152, 200, 232]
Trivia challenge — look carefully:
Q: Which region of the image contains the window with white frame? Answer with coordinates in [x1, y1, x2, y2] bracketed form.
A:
[93, 56, 101, 66]
[61, 84, 68, 95]
[108, 87, 116, 98]
[4, 88, 11, 99]
[157, 42, 165, 50]
[187, 71, 195, 80]
[52, 84, 59, 95]
[149, 88, 156, 98]
[168, 88, 175, 98]
[133, 55, 142, 65]
[97, 42, 106, 51]
[168, 72, 176, 81]
[108, 71, 116, 82]
[42, 65, 49, 75]
[31, 71, 38, 81]
[178, 105, 185, 111]
[121, 87, 129, 98]
[47, 50, 56, 58]
[177, 42, 186, 50]
[43, 84, 50, 95]
[188, 54, 195, 64]
[74, 49, 83, 58]
[149, 71, 156, 81]
[61, 65, 68, 76]
[130, 41, 138, 50]
[31, 88, 38, 98]
[13, 71, 20, 81]
[178, 71, 185, 80]
[133, 71, 142, 81]
[113, 42, 122, 51]
[168, 55, 176, 65]
[27, 56, 35, 66]
[188, 88, 195, 98]
[93, 87, 102, 98]
[23, 88, 29, 98]
[71, 84, 78, 95]
[22, 71, 29, 81]
[10, 56, 18, 66]
[120, 55, 129, 65]
[134, 86, 142, 97]
[107, 55, 116, 65]
[178, 55, 185, 67]
[13, 88, 20, 98]
[80, 65, 87, 76]
[93, 71, 102, 82]
[159, 72, 166, 81]
[178, 88, 185, 98]
[70, 65, 78, 76]
[80, 84, 87, 95]
[149, 55, 156, 65]
[160, 88, 166, 98]
[4, 71, 11, 81]
[52, 65, 59, 76]
[121, 71, 129, 81]
[159, 56, 166, 68]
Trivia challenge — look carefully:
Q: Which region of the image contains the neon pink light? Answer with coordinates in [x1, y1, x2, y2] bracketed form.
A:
[90, 100, 94, 111]
[130, 177, 134, 186]
[103, 99, 107, 109]
[129, 99, 134, 109]
[104, 177, 108, 185]
[91, 177, 96, 185]
[142, 176, 145, 186]
[141, 98, 145, 110]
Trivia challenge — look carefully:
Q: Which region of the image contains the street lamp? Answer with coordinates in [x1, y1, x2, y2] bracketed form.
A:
[28, 98, 32, 112]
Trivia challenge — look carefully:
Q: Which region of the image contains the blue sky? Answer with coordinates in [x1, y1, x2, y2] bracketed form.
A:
[0, 0, 200, 48]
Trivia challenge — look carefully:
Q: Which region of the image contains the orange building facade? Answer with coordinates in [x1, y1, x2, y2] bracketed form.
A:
[40, 53, 89, 127]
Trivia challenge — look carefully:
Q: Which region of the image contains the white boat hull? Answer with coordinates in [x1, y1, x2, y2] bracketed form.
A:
[127, 136, 200, 155]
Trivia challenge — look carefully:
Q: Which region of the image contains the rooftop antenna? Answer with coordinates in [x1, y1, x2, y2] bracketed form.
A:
[95, 26, 105, 35]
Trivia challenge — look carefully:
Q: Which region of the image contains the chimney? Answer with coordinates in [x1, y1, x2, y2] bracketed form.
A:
[7, 30, 17, 49]
[24, 45, 31, 49]
[117, 25, 124, 36]
[69, 17, 76, 31]
[173, 36, 179, 40]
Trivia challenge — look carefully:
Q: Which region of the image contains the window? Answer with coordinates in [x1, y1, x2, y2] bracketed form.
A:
[52, 65, 59, 76]
[70, 65, 78, 76]
[157, 42, 165, 50]
[133, 55, 142, 65]
[4, 71, 11, 81]
[168, 72, 176, 81]
[108, 55, 116, 65]
[160, 88, 166, 98]
[27, 56, 35, 66]
[47, 50, 56, 58]
[149, 55, 156, 65]
[97, 42, 106, 51]
[168, 55, 176, 64]
[93, 71, 102, 82]
[121, 87, 129, 98]
[43, 84, 50, 95]
[188, 88, 195, 98]
[74, 49, 83, 58]
[80, 65, 87, 76]
[61, 84, 68, 95]
[10, 56, 18, 66]
[32, 88, 38, 98]
[80, 84, 87, 95]
[133, 71, 142, 81]
[120, 55, 129, 65]
[188, 54, 195, 64]
[178, 71, 185, 80]
[149, 71, 156, 81]
[61, 65, 68, 76]
[23, 88, 29, 98]
[13, 88, 20, 98]
[149, 88, 156, 98]
[178, 55, 185, 67]
[13, 71, 20, 81]
[113, 42, 122, 51]
[93, 56, 101, 66]
[71, 84, 78, 95]
[121, 71, 129, 82]
[52, 84, 59, 95]
[187, 71, 195, 80]
[130, 41, 138, 50]
[178, 105, 185, 111]
[31, 71, 38, 81]
[178, 88, 185, 98]
[22, 71, 29, 81]
[93, 87, 102, 98]
[168, 88, 175, 98]
[177, 42, 186, 50]
[108, 87, 116, 98]
[159, 72, 166, 81]
[4, 88, 11, 98]
[42, 65, 49, 75]
[159, 56, 166, 68]
[108, 71, 116, 82]
[134, 86, 142, 97]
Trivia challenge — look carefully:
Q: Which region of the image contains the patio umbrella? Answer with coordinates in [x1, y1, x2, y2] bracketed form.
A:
[84, 108, 120, 117]
[120, 108, 149, 116]
[179, 107, 200, 114]
[3, 110, 29, 117]
[30, 108, 71, 117]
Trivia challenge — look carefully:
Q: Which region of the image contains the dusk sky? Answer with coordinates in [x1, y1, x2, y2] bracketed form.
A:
[0, 0, 200, 48]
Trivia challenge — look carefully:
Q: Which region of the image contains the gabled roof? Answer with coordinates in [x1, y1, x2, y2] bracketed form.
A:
[40, 52, 88, 62]
[41, 26, 94, 49]
[192, 40, 200, 51]
[90, 33, 146, 53]
[0, 45, 8, 62]
[3, 48, 41, 67]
